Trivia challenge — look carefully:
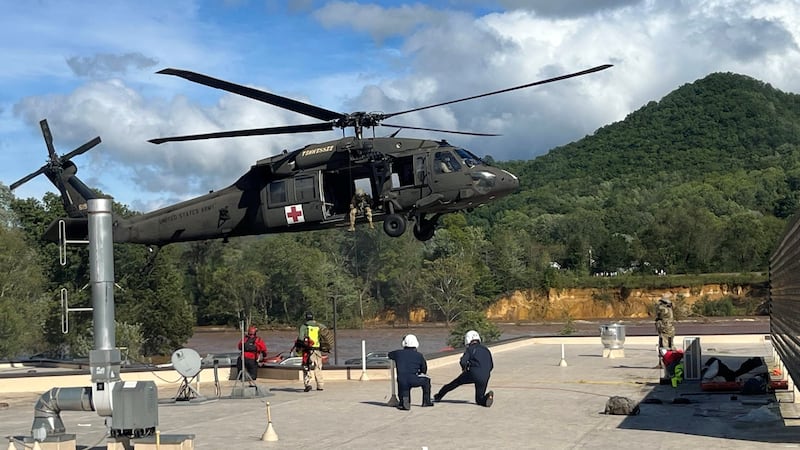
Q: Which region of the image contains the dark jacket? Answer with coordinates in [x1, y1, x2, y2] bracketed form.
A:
[460, 343, 493, 378]
[388, 347, 428, 381]
[238, 335, 267, 360]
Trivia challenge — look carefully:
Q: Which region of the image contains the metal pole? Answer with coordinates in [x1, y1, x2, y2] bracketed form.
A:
[239, 319, 247, 382]
[87, 198, 121, 418]
[89, 198, 115, 351]
[332, 296, 338, 365]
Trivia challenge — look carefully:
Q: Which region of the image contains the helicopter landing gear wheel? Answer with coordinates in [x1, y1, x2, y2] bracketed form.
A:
[413, 220, 436, 241]
[383, 214, 407, 237]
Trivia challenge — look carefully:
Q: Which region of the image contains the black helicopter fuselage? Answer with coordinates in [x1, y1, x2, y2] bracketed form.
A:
[105, 136, 518, 245]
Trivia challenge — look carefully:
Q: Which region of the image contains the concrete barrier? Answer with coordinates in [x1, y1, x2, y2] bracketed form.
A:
[0, 335, 769, 394]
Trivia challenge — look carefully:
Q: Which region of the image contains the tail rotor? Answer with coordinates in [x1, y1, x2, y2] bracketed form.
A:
[11, 119, 101, 190]
[10, 119, 102, 218]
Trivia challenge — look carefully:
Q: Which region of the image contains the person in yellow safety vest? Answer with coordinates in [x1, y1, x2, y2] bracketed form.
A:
[661, 348, 684, 388]
[297, 311, 326, 392]
[672, 362, 684, 388]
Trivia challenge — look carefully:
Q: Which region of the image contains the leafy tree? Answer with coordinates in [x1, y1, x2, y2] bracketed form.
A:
[0, 183, 15, 228]
[0, 226, 48, 358]
[375, 233, 425, 326]
[179, 240, 227, 325]
[487, 225, 530, 292]
[120, 246, 194, 355]
[446, 311, 501, 348]
[421, 255, 478, 326]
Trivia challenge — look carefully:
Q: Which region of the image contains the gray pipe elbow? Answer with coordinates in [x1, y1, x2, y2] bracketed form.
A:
[31, 386, 94, 440]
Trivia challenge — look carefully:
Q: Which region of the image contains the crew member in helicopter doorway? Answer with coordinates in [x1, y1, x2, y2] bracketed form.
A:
[348, 188, 374, 231]
[237, 326, 267, 385]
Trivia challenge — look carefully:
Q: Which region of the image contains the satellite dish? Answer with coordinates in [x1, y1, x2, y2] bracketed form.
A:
[171, 348, 202, 378]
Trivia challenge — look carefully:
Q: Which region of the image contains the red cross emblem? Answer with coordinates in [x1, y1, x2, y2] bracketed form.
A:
[285, 205, 304, 224]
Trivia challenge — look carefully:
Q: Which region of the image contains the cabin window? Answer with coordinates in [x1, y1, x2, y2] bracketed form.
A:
[454, 148, 483, 167]
[434, 151, 461, 174]
[393, 156, 415, 187]
[415, 155, 427, 184]
[269, 180, 287, 205]
[295, 176, 316, 202]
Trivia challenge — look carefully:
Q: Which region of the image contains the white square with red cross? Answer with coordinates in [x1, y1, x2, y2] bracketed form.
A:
[285, 204, 304, 224]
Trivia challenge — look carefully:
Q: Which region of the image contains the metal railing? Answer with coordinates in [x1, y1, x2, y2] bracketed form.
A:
[769, 214, 800, 387]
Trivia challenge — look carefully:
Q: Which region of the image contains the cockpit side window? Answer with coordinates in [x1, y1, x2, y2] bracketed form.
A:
[454, 148, 482, 167]
[434, 151, 461, 174]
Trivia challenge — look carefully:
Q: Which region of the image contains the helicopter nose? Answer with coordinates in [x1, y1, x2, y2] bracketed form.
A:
[495, 169, 519, 196]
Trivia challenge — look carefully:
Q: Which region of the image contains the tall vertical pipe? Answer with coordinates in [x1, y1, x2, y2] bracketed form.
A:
[30, 198, 120, 439]
[90, 197, 116, 350]
[87, 198, 121, 417]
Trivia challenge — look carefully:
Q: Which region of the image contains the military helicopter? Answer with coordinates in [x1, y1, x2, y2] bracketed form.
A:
[11, 64, 611, 246]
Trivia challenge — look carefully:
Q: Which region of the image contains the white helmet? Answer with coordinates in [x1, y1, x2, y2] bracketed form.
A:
[464, 330, 481, 346]
[402, 334, 419, 348]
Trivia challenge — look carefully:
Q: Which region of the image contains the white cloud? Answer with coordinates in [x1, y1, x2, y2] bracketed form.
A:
[3, 0, 800, 210]
[313, 1, 448, 42]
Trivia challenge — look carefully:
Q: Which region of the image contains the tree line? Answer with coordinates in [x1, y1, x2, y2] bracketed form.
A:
[1, 71, 798, 358]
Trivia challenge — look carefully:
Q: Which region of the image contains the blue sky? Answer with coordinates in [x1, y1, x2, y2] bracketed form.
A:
[2, 0, 799, 212]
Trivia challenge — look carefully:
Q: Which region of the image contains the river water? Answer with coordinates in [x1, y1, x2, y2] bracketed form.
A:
[185, 317, 769, 364]
[187, 323, 582, 364]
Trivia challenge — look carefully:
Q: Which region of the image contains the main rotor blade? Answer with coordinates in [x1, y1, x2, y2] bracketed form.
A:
[382, 64, 613, 120]
[40, 119, 57, 160]
[10, 167, 47, 191]
[149, 122, 335, 144]
[157, 68, 346, 122]
[380, 123, 500, 137]
[61, 137, 102, 161]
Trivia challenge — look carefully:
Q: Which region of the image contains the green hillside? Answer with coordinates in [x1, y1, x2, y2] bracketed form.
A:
[476, 72, 800, 274]
[516, 72, 800, 189]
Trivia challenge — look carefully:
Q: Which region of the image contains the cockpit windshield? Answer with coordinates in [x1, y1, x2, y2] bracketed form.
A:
[454, 148, 484, 168]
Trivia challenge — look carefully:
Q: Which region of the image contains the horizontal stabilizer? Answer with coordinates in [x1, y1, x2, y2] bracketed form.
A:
[43, 217, 89, 243]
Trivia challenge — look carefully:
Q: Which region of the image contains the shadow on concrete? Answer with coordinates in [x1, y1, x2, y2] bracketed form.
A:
[268, 387, 307, 393]
[617, 355, 800, 444]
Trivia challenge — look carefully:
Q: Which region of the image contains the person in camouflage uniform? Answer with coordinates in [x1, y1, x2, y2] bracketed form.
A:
[655, 296, 675, 350]
[348, 188, 374, 231]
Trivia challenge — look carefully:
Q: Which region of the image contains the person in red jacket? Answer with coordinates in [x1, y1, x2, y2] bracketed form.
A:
[237, 326, 267, 385]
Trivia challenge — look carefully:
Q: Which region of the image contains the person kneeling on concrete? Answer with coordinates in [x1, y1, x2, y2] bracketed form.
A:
[388, 334, 434, 410]
[660, 348, 684, 387]
[434, 330, 494, 407]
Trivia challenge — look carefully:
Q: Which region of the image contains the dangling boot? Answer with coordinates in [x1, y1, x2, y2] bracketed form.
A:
[348, 209, 356, 231]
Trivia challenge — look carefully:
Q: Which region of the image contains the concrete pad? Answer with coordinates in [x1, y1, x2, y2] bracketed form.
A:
[3, 335, 799, 449]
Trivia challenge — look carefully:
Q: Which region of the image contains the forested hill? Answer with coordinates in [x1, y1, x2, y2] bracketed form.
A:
[508, 72, 800, 190]
[472, 72, 800, 275]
